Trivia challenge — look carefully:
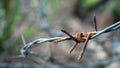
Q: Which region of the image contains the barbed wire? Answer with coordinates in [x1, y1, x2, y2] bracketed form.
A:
[19, 21, 120, 60]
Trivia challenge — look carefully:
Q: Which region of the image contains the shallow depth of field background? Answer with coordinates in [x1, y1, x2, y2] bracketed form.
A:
[0, 0, 120, 68]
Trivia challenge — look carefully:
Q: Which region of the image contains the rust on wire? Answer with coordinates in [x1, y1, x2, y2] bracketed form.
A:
[55, 30, 96, 60]
[54, 15, 98, 60]
[20, 15, 120, 61]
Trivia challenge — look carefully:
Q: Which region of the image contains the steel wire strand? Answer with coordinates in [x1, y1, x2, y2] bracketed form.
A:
[91, 21, 120, 39]
[20, 21, 120, 58]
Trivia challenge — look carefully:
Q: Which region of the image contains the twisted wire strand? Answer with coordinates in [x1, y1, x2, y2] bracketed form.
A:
[20, 21, 120, 58]
[91, 21, 120, 39]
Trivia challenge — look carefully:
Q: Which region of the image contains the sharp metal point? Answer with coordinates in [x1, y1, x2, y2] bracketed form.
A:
[21, 34, 26, 46]
[93, 14, 98, 31]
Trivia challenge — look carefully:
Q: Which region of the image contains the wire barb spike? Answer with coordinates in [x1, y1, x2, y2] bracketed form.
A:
[93, 14, 98, 31]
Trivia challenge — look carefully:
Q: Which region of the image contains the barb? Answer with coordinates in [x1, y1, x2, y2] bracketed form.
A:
[77, 34, 91, 60]
[21, 35, 26, 46]
[61, 30, 78, 43]
[91, 21, 120, 39]
[20, 21, 120, 60]
[93, 15, 98, 31]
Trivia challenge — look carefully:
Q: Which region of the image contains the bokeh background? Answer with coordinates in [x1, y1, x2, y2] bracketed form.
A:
[0, 0, 120, 68]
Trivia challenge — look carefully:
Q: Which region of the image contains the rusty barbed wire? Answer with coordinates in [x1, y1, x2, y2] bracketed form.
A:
[19, 21, 120, 61]
[54, 30, 95, 60]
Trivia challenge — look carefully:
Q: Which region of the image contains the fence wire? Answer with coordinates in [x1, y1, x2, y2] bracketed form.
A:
[20, 21, 120, 58]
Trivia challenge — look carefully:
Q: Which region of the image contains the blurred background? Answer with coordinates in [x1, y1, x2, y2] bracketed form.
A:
[0, 0, 120, 68]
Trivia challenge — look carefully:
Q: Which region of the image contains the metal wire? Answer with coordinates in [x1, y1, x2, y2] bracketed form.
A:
[20, 21, 120, 58]
[91, 21, 120, 38]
